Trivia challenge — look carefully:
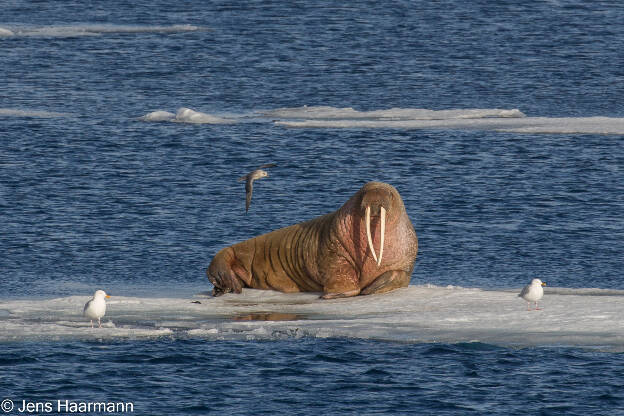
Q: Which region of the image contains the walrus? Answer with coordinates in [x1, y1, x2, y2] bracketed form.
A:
[207, 182, 418, 299]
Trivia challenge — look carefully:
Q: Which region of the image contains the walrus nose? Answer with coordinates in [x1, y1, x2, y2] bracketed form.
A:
[365, 205, 386, 267]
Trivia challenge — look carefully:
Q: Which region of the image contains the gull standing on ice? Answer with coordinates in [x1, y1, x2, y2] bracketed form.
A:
[83, 290, 111, 328]
[238, 163, 277, 213]
[518, 278, 546, 311]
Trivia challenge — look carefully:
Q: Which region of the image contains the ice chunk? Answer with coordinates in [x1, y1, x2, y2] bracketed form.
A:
[0, 27, 14, 37]
[4, 24, 200, 38]
[174, 107, 232, 124]
[0, 108, 68, 118]
[1, 286, 623, 349]
[138, 110, 176, 122]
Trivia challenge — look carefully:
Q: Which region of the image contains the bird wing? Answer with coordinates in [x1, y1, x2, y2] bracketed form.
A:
[245, 178, 254, 213]
[518, 285, 529, 297]
[257, 163, 276, 169]
[83, 299, 92, 315]
[237, 174, 248, 182]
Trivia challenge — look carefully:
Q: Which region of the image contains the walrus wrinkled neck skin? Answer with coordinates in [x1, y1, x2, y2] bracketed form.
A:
[207, 181, 418, 299]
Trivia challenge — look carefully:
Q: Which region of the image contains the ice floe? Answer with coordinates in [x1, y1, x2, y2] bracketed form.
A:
[0, 24, 200, 38]
[270, 106, 624, 135]
[2, 285, 623, 350]
[0, 108, 69, 118]
[138, 108, 234, 124]
[137, 105, 624, 135]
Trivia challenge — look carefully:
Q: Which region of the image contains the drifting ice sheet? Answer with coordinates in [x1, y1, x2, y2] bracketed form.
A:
[139, 108, 234, 124]
[1, 285, 623, 350]
[137, 105, 624, 135]
[270, 106, 624, 135]
[0, 24, 200, 38]
[0, 108, 68, 118]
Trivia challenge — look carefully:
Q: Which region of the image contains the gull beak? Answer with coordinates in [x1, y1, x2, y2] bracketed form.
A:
[541, 282, 546, 287]
[365, 205, 386, 267]
[106, 295, 111, 298]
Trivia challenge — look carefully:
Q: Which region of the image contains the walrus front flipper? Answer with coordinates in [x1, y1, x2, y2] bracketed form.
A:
[361, 270, 410, 296]
[321, 289, 361, 300]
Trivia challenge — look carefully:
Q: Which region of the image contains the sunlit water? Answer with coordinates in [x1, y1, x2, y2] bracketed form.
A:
[1, 1, 623, 414]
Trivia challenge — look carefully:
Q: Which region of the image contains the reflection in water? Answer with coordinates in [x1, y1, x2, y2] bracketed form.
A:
[233, 312, 307, 321]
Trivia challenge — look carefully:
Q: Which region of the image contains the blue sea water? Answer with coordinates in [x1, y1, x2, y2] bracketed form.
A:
[1, 1, 623, 415]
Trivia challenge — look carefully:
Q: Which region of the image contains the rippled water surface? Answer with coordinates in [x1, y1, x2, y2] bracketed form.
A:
[1, 0, 623, 414]
[2, 339, 623, 415]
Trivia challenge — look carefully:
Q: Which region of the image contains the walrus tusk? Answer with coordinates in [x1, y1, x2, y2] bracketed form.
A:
[366, 206, 378, 264]
[378, 206, 385, 266]
[366, 205, 386, 266]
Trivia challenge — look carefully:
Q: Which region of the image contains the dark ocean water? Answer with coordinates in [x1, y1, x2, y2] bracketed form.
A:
[1, 339, 623, 416]
[1, 1, 623, 415]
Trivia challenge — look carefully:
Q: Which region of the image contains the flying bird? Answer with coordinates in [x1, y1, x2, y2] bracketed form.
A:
[238, 163, 277, 213]
[518, 278, 546, 311]
[83, 290, 111, 328]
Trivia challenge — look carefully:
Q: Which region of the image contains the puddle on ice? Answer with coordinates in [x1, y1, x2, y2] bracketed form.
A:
[1, 285, 623, 350]
[233, 312, 310, 322]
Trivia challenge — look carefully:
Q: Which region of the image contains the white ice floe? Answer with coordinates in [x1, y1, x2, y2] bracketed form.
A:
[137, 105, 624, 135]
[1, 285, 623, 350]
[263, 106, 526, 121]
[267, 105, 624, 135]
[137, 110, 177, 122]
[2, 24, 200, 38]
[275, 114, 624, 135]
[0, 108, 68, 118]
[0, 27, 15, 37]
[174, 107, 233, 124]
[138, 108, 234, 124]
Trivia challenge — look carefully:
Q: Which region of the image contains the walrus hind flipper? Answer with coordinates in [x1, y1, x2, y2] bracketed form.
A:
[361, 270, 410, 296]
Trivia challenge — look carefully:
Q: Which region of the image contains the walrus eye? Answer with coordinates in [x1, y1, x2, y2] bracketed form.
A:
[366, 205, 386, 267]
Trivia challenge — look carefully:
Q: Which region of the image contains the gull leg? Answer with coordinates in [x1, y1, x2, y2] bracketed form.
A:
[90, 320, 94, 328]
[98, 317, 102, 328]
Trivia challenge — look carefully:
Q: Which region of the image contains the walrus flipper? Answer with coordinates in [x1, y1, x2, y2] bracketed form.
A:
[320, 289, 361, 300]
[360, 270, 410, 295]
[319, 256, 362, 299]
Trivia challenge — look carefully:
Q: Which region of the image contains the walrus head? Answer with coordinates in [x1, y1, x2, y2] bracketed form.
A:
[355, 182, 403, 267]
